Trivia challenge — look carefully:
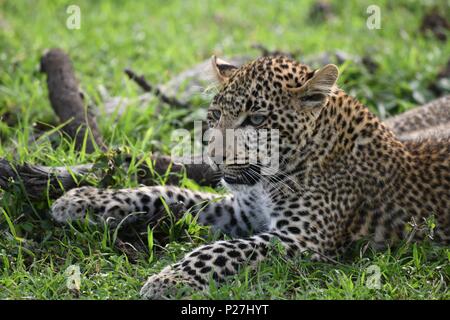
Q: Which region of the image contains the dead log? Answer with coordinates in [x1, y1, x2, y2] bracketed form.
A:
[40, 48, 106, 153]
[0, 155, 220, 201]
[124, 68, 189, 108]
[0, 159, 93, 200]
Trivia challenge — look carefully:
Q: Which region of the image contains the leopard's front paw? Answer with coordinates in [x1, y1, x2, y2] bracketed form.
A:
[140, 268, 204, 300]
[140, 273, 178, 299]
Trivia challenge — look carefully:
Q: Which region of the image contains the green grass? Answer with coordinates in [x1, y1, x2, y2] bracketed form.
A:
[0, 0, 449, 299]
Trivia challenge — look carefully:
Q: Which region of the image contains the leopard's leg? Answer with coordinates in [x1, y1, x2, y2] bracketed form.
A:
[139, 230, 308, 299]
[139, 187, 349, 299]
[50, 185, 267, 237]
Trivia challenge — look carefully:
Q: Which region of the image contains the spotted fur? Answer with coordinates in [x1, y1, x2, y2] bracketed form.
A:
[385, 95, 450, 137]
[51, 56, 450, 299]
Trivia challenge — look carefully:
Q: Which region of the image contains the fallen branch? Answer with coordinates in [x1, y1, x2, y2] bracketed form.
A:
[0, 155, 220, 201]
[0, 159, 93, 200]
[40, 48, 107, 153]
[124, 68, 190, 109]
[133, 154, 221, 189]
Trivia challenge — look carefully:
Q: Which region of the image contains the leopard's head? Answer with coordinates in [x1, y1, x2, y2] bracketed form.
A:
[207, 55, 339, 185]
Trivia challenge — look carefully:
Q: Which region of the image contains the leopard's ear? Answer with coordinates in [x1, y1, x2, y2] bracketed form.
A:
[211, 55, 238, 83]
[289, 64, 339, 109]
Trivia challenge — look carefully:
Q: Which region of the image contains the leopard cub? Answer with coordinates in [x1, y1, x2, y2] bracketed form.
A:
[51, 56, 450, 299]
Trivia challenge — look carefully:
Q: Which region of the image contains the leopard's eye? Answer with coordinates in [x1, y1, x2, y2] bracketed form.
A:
[248, 114, 267, 126]
[210, 110, 222, 121]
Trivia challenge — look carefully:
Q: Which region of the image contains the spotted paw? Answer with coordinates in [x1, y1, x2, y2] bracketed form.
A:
[140, 267, 206, 299]
[140, 273, 181, 299]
